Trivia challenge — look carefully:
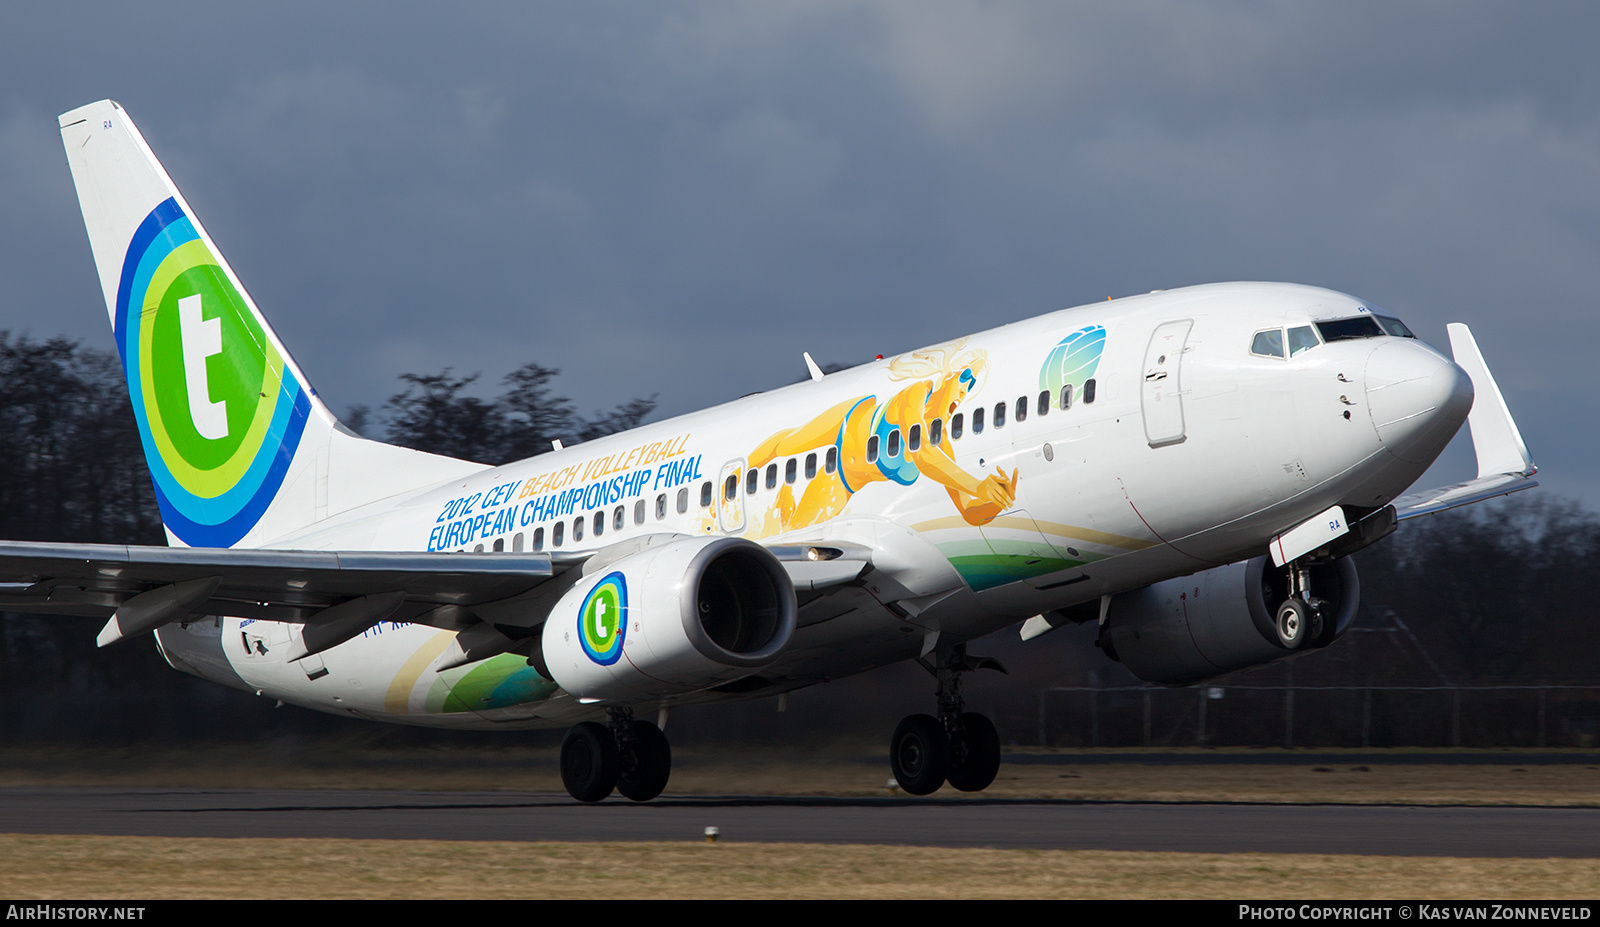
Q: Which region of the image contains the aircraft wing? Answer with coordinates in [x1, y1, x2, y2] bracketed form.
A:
[1392, 323, 1537, 521]
[0, 540, 576, 648]
[0, 534, 876, 661]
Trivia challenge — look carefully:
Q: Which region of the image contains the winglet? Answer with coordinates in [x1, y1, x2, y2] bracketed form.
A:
[1391, 325, 1537, 521]
[1446, 323, 1534, 479]
[803, 352, 825, 382]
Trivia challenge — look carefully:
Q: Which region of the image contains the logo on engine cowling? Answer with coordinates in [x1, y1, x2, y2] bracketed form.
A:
[578, 572, 628, 665]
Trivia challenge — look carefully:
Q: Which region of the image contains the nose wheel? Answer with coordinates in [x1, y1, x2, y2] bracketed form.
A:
[1275, 560, 1330, 650]
[889, 644, 1005, 795]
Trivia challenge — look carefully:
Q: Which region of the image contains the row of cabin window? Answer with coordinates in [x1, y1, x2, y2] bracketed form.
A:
[726, 447, 840, 500]
[720, 379, 1104, 497]
[474, 379, 1104, 550]
[476, 481, 717, 552]
[859, 380, 1100, 463]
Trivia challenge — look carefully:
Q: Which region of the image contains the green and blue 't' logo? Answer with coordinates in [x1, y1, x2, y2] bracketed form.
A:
[115, 198, 310, 547]
[578, 572, 628, 665]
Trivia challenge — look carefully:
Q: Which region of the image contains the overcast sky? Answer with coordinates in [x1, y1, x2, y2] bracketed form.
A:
[2, 2, 1595, 507]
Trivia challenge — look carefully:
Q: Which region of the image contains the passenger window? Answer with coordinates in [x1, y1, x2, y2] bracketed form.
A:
[1252, 329, 1285, 358]
[1084, 379, 1097, 403]
[930, 418, 943, 446]
[1015, 397, 1026, 423]
[614, 506, 625, 530]
[513, 532, 524, 552]
[1060, 384, 1073, 410]
[746, 468, 758, 495]
[635, 500, 645, 525]
[724, 474, 738, 501]
[474, 544, 484, 553]
[593, 511, 604, 536]
[785, 458, 797, 483]
[887, 429, 901, 458]
[952, 413, 964, 439]
[677, 487, 689, 514]
[765, 463, 777, 490]
[700, 481, 713, 507]
[493, 537, 504, 552]
[825, 447, 837, 474]
[805, 452, 817, 479]
[1037, 390, 1050, 416]
[993, 402, 1005, 429]
[1288, 325, 1320, 357]
[553, 522, 565, 546]
[533, 527, 545, 551]
[867, 435, 879, 463]
[973, 407, 985, 434]
[908, 424, 921, 452]
[573, 518, 583, 542]
[656, 493, 667, 519]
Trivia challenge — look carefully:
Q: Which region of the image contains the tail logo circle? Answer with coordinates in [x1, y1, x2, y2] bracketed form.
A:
[116, 198, 309, 547]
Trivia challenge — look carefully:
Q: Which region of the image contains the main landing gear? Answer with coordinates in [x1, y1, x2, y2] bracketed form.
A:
[889, 643, 1005, 795]
[559, 708, 672, 803]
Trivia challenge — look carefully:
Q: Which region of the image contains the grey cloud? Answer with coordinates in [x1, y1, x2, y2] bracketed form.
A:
[0, 1, 1592, 505]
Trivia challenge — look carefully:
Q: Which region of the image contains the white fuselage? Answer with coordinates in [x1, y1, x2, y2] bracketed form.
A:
[156, 281, 1470, 729]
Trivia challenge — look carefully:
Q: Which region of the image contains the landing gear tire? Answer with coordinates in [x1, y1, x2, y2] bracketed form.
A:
[560, 721, 619, 802]
[890, 713, 949, 796]
[946, 712, 1001, 792]
[1307, 597, 1335, 647]
[616, 720, 672, 802]
[1275, 598, 1313, 650]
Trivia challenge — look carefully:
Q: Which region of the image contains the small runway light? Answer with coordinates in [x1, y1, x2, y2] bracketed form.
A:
[704, 826, 720, 843]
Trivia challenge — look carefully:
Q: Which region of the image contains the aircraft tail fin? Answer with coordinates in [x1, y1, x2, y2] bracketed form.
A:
[59, 100, 485, 549]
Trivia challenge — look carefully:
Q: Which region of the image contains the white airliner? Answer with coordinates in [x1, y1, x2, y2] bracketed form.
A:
[0, 100, 1536, 801]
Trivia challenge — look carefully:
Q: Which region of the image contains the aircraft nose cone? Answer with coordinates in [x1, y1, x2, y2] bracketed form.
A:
[1365, 340, 1474, 464]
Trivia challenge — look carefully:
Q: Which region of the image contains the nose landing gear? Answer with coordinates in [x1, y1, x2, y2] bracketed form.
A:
[1275, 560, 1332, 650]
[560, 708, 673, 803]
[889, 644, 1005, 795]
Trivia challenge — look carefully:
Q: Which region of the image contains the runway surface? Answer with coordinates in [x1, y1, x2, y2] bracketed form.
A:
[0, 788, 1595, 857]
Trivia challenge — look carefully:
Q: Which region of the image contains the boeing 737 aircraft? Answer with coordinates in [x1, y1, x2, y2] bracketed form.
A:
[0, 101, 1536, 801]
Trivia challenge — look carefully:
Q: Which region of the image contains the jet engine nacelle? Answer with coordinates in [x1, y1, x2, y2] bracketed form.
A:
[541, 536, 796, 703]
[1098, 555, 1358, 685]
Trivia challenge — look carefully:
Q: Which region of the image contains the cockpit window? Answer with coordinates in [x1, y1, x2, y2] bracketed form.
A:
[1312, 314, 1418, 343]
[1288, 325, 1320, 357]
[1316, 316, 1384, 342]
[1251, 329, 1285, 358]
[1374, 315, 1415, 338]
